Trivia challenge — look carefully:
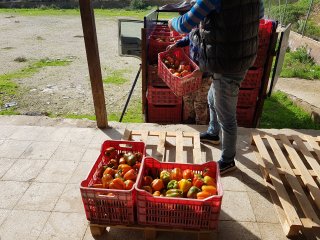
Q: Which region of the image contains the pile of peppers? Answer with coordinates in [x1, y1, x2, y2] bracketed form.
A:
[89, 147, 143, 190]
[140, 167, 217, 199]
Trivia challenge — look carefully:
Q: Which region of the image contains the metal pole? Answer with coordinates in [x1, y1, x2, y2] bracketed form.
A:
[268, 0, 271, 19]
[301, 0, 314, 37]
[282, 0, 288, 26]
[278, 0, 282, 25]
[119, 64, 142, 122]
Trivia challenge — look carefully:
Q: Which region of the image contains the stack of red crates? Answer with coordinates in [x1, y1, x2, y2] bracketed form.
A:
[147, 24, 184, 123]
[237, 19, 273, 127]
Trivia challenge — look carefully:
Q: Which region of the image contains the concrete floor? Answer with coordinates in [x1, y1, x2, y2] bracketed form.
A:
[0, 115, 319, 240]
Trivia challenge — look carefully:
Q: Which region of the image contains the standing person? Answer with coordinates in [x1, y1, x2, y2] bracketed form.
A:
[168, 0, 265, 174]
[167, 28, 211, 124]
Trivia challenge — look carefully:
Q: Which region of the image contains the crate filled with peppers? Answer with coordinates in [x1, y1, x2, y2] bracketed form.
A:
[80, 140, 145, 225]
[135, 157, 223, 230]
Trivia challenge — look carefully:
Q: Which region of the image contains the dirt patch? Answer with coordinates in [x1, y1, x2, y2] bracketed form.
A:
[0, 14, 141, 117]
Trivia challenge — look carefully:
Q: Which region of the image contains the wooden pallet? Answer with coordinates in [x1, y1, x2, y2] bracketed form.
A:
[89, 129, 214, 240]
[251, 132, 320, 238]
[122, 129, 202, 164]
[90, 223, 215, 240]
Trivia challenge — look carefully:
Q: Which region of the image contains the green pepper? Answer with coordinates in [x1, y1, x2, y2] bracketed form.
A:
[160, 170, 171, 186]
[165, 189, 183, 198]
[187, 186, 201, 199]
[167, 180, 179, 190]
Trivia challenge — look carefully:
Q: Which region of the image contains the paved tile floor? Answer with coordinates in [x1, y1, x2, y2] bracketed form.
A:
[0, 116, 319, 240]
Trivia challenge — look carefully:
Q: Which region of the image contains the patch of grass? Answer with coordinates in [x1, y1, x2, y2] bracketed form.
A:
[107, 98, 143, 122]
[0, 108, 20, 115]
[281, 46, 320, 79]
[0, 58, 72, 111]
[58, 113, 96, 121]
[103, 69, 129, 85]
[50, 98, 143, 123]
[0, 8, 177, 20]
[260, 91, 320, 129]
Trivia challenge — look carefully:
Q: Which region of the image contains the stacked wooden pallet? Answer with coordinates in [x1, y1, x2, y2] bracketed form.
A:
[251, 132, 320, 238]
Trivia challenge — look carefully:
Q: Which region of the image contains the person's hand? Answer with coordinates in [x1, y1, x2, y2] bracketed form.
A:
[166, 44, 176, 51]
[168, 19, 174, 31]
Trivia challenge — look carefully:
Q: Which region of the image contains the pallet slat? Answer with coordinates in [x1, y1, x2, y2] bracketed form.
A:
[175, 131, 184, 163]
[156, 131, 166, 161]
[304, 135, 320, 180]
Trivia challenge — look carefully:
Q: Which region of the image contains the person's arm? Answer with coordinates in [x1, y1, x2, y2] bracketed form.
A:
[259, 0, 265, 19]
[166, 35, 190, 51]
[175, 35, 190, 48]
[168, 0, 220, 34]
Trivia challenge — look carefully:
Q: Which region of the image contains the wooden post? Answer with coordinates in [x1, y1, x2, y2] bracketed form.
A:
[79, 0, 107, 128]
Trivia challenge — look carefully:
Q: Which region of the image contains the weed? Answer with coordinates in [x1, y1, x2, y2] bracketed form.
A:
[281, 46, 320, 79]
[14, 56, 27, 62]
[130, 0, 149, 10]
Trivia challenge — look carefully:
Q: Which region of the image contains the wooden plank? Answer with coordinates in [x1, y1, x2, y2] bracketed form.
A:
[90, 223, 212, 233]
[79, 0, 107, 128]
[266, 136, 320, 227]
[304, 135, 320, 179]
[279, 134, 320, 210]
[193, 133, 202, 164]
[140, 131, 149, 143]
[122, 129, 132, 140]
[156, 131, 166, 161]
[252, 133, 302, 228]
[175, 131, 184, 163]
[90, 225, 106, 236]
[278, 168, 317, 177]
[144, 229, 156, 240]
[293, 135, 320, 180]
[252, 145, 301, 236]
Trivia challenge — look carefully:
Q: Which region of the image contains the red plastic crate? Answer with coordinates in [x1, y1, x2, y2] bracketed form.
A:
[170, 30, 188, 38]
[241, 68, 263, 89]
[148, 35, 182, 64]
[237, 106, 256, 127]
[151, 31, 171, 37]
[148, 64, 167, 87]
[147, 86, 182, 105]
[135, 157, 223, 230]
[147, 102, 182, 123]
[238, 88, 259, 107]
[158, 48, 202, 97]
[80, 140, 146, 225]
[252, 19, 274, 68]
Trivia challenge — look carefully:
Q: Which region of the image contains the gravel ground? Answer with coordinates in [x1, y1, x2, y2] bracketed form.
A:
[0, 13, 141, 116]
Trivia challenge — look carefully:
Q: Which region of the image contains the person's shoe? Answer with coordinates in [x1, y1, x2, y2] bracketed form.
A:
[218, 160, 237, 175]
[200, 132, 220, 145]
